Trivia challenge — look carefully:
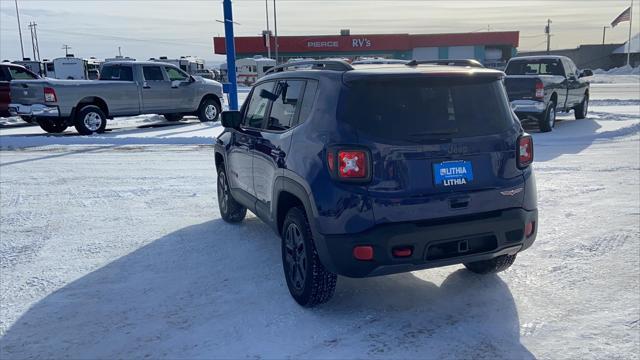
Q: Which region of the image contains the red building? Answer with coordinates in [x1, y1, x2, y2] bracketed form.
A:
[213, 31, 519, 67]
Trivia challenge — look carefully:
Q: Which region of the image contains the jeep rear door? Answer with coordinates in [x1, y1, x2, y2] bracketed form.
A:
[340, 75, 525, 225]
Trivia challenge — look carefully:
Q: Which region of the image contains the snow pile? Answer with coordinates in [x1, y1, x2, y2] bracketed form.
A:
[593, 65, 640, 75]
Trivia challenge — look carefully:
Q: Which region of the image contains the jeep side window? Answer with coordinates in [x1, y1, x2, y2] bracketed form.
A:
[266, 80, 305, 131]
[243, 81, 274, 128]
[297, 80, 318, 126]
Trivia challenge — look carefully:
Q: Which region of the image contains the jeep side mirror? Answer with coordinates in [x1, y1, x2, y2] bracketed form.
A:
[580, 69, 593, 78]
[221, 110, 242, 129]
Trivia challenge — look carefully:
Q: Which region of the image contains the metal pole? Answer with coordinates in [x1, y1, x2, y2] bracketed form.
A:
[627, 0, 633, 66]
[14, 0, 25, 59]
[546, 19, 551, 54]
[602, 26, 607, 45]
[33, 23, 41, 61]
[223, 0, 238, 110]
[265, 0, 271, 59]
[29, 22, 36, 60]
[273, 0, 279, 64]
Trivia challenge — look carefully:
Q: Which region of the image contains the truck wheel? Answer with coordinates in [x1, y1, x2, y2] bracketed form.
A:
[538, 102, 556, 133]
[574, 94, 589, 120]
[197, 98, 221, 122]
[464, 254, 517, 274]
[282, 207, 337, 307]
[74, 105, 107, 135]
[163, 114, 184, 122]
[38, 119, 67, 133]
[217, 167, 247, 223]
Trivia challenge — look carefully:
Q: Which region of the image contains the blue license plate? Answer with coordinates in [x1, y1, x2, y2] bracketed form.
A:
[433, 160, 474, 187]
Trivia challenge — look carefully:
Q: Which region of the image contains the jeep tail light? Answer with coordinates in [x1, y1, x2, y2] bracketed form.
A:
[517, 135, 534, 169]
[534, 80, 544, 99]
[326, 148, 371, 182]
[44, 87, 57, 103]
[338, 150, 367, 178]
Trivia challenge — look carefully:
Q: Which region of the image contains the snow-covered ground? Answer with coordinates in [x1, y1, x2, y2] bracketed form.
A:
[0, 83, 638, 359]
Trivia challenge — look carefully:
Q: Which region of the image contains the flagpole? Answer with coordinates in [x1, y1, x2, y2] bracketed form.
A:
[628, 0, 633, 66]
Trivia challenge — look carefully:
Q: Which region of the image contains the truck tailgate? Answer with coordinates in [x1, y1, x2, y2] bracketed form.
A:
[504, 76, 538, 101]
[10, 80, 47, 104]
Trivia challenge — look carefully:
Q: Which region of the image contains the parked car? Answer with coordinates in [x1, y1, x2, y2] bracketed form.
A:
[214, 60, 538, 307]
[9, 61, 224, 134]
[504, 55, 591, 132]
[0, 63, 39, 120]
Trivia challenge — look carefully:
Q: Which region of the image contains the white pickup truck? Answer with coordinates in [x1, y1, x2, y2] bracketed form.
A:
[9, 61, 224, 134]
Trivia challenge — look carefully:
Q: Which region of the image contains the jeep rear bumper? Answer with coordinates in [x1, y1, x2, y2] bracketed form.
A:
[314, 208, 538, 278]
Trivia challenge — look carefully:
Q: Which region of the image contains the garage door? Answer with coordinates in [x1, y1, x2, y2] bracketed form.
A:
[412, 47, 439, 61]
[448, 46, 475, 59]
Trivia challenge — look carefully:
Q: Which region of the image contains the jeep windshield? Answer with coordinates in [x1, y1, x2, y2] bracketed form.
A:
[340, 77, 514, 142]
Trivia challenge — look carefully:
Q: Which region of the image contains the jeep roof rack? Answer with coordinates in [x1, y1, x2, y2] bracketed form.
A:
[265, 60, 354, 75]
[406, 59, 485, 68]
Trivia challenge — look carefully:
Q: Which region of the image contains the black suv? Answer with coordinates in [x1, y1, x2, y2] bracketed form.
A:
[215, 61, 538, 307]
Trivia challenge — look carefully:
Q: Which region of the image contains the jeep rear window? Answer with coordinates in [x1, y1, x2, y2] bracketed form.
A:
[340, 78, 513, 141]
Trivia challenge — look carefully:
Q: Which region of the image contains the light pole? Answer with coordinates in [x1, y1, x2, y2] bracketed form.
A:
[273, 0, 279, 64]
[222, 0, 239, 110]
[265, 0, 271, 59]
[14, 0, 25, 59]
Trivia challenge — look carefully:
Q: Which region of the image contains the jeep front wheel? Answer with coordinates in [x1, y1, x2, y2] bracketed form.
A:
[282, 207, 337, 307]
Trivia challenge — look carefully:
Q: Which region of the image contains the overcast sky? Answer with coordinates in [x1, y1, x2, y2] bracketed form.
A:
[0, 0, 638, 63]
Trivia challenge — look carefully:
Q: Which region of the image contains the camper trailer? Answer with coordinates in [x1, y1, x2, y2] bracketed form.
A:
[104, 55, 136, 63]
[12, 59, 44, 76]
[222, 56, 276, 85]
[47, 55, 88, 80]
[152, 56, 205, 75]
[86, 57, 104, 80]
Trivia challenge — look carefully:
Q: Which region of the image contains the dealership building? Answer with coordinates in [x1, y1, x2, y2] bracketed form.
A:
[213, 31, 519, 67]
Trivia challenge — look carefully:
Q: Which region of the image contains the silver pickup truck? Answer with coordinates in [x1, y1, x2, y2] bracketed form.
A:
[9, 61, 224, 134]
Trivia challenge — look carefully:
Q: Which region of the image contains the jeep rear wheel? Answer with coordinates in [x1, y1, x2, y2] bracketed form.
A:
[464, 254, 517, 274]
[282, 207, 337, 307]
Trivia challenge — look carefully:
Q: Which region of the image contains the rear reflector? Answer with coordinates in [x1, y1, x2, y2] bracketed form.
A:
[353, 246, 374, 261]
[525, 222, 535, 237]
[392, 247, 413, 258]
[517, 135, 534, 169]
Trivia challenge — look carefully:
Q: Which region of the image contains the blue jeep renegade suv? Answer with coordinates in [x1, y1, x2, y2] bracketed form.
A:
[215, 60, 538, 307]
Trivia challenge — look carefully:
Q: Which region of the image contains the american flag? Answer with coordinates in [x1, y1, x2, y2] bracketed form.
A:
[611, 6, 632, 28]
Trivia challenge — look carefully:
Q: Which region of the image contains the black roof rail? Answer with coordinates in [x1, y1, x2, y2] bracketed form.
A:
[265, 60, 354, 75]
[406, 59, 485, 68]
